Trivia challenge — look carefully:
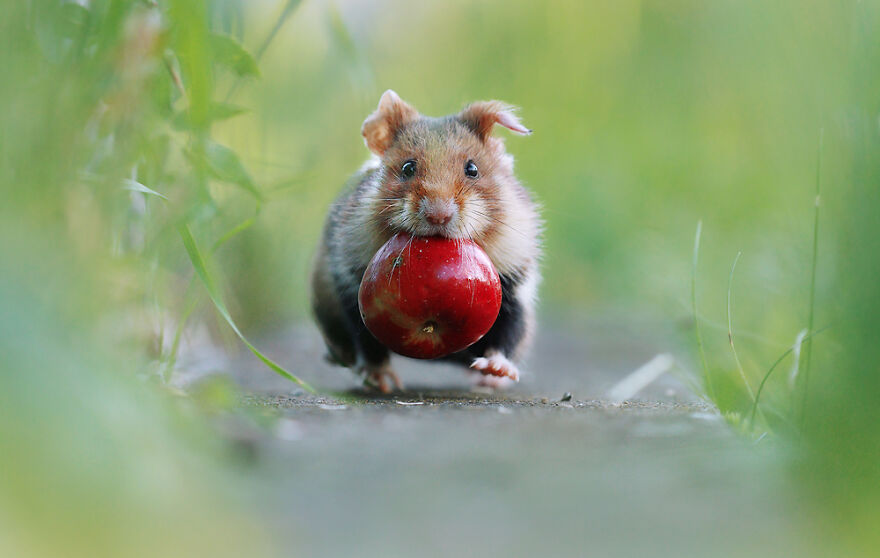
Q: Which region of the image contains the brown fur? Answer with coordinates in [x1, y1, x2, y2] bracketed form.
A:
[311, 90, 542, 391]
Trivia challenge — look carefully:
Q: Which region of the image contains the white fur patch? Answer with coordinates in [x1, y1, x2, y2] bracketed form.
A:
[470, 352, 520, 381]
[480, 191, 540, 277]
[358, 155, 382, 174]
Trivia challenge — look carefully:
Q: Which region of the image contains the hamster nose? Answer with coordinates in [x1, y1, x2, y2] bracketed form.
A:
[420, 198, 457, 226]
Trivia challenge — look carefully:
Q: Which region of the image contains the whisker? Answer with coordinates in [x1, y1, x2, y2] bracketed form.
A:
[467, 209, 528, 239]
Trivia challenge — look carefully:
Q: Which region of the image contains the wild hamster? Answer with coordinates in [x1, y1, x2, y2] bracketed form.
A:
[310, 90, 541, 392]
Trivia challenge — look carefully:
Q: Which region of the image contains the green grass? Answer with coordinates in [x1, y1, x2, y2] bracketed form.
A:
[691, 220, 714, 403]
[726, 250, 755, 403]
[691, 164, 824, 435]
[798, 128, 823, 431]
[3, 0, 880, 555]
[179, 223, 314, 392]
[691, 126, 828, 439]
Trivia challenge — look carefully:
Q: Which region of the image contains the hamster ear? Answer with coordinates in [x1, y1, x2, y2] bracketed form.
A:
[458, 101, 532, 142]
[361, 90, 419, 155]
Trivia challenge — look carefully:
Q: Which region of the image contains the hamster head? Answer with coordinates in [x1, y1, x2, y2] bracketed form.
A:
[361, 90, 531, 242]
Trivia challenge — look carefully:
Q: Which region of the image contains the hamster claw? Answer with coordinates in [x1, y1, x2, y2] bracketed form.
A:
[361, 364, 403, 394]
[469, 352, 520, 385]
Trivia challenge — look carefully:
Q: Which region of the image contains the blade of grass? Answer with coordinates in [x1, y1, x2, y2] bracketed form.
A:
[691, 220, 714, 401]
[727, 251, 756, 402]
[160, 279, 200, 383]
[123, 178, 168, 200]
[799, 128, 823, 430]
[178, 224, 314, 393]
[787, 329, 809, 388]
[750, 326, 830, 426]
[156, 201, 263, 383]
[224, 0, 303, 102]
[683, 302, 789, 349]
[211, 207, 259, 252]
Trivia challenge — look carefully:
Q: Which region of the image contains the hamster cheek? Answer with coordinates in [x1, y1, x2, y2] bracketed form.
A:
[380, 196, 409, 231]
[458, 192, 493, 239]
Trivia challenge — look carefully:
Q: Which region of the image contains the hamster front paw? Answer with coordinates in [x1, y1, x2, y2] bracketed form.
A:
[360, 362, 403, 393]
[469, 351, 520, 383]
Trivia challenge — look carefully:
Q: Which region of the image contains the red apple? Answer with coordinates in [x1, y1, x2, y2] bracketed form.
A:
[358, 233, 502, 359]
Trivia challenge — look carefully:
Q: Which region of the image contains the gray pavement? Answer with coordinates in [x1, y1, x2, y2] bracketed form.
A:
[197, 316, 804, 557]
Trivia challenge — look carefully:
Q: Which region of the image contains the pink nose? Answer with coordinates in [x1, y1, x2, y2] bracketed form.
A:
[421, 198, 457, 226]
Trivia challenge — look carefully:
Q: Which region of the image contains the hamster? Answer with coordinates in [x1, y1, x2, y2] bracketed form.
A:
[310, 90, 541, 392]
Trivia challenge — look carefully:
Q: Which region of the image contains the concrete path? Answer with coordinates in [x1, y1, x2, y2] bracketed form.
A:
[195, 317, 802, 557]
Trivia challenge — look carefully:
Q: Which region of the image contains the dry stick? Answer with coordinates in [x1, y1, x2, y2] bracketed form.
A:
[799, 129, 823, 431]
[164, 55, 187, 100]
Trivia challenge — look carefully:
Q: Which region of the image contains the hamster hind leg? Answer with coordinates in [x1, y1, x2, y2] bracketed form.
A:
[337, 291, 400, 393]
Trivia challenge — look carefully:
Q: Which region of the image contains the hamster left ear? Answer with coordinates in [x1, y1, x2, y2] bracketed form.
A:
[362, 90, 419, 155]
[458, 101, 532, 142]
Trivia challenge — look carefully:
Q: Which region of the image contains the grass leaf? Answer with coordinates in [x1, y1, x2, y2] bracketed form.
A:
[691, 220, 714, 401]
[799, 128, 824, 429]
[194, 140, 261, 198]
[210, 33, 260, 78]
[750, 326, 829, 427]
[122, 178, 168, 200]
[178, 224, 314, 393]
[726, 251, 755, 402]
[172, 102, 248, 130]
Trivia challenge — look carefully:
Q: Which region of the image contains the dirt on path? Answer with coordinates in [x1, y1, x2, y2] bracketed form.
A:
[188, 317, 804, 557]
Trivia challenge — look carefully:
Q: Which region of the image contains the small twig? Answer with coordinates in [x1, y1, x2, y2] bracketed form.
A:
[163, 54, 187, 101]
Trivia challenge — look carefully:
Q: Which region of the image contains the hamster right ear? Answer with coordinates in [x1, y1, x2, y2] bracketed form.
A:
[458, 101, 532, 142]
[361, 90, 419, 155]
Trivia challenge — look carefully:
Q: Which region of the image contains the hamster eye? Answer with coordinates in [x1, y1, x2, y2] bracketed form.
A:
[400, 160, 417, 179]
[464, 160, 479, 178]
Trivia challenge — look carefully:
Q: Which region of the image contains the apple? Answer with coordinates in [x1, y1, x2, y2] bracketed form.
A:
[358, 233, 502, 359]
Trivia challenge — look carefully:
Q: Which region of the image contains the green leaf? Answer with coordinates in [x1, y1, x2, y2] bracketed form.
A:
[197, 140, 261, 198]
[210, 33, 260, 78]
[171, 102, 248, 130]
[33, 2, 90, 63]
[208, 102, 249, 121]
[122, 178, 168, 200]
[327, 6, 357, 61]
[170, 0, 214, 129]
[162, 206, 262, 381]
[178, 224, 314, 393]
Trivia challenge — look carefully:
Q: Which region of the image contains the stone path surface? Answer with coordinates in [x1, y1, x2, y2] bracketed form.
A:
[207, 317, 803, 557]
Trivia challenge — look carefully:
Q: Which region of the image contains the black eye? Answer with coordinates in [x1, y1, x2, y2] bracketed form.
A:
[464, 160, 479, 178]
[401, 160, 416, 179]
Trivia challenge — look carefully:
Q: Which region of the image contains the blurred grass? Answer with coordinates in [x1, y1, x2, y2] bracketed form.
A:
[2, 0, 880, 556]
[220, 0, 862, 437]
[0, 227, 276, 558]
[222, 0, 849, 337]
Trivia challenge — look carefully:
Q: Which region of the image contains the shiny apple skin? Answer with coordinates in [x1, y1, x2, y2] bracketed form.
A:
[358, 233, 502, 359]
